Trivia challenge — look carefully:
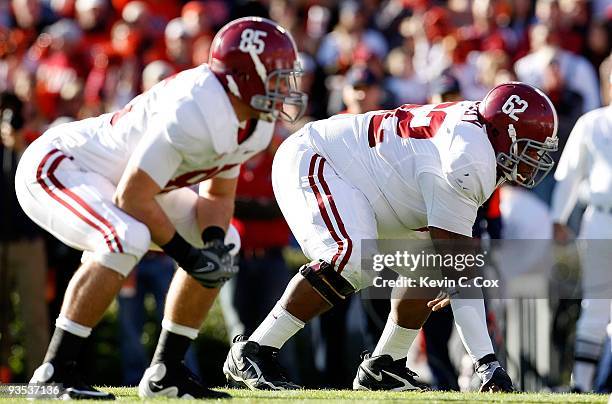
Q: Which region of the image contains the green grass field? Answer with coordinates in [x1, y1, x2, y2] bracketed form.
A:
[1, 387, 609, 403]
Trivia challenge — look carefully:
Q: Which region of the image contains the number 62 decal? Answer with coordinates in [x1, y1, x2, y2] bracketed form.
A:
[502, 95, 528, 121]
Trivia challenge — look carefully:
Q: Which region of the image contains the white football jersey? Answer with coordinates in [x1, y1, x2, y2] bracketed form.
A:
[305, 101, 497, 236]
[551, 106, 612, 224]
[47, 64, 273, 192]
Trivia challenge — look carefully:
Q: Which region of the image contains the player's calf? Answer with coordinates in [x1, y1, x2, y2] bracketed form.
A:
[30, 325, 114, 400]
[225, 260, 356, 391]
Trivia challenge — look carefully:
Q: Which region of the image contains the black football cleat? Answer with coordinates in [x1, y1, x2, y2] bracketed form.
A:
[353, 352, 428, 391]
[223, 335, 301, 390]
[138, 362, 230, 399]
[30, 361, 115, 400]
[479, 366, 515, 392]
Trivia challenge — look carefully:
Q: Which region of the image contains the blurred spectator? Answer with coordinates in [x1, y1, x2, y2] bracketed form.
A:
[584, 19, 611, 70]
[164, 17, 194, 71]
[270, 0, 316, 56]
[34, 19, 89, 120]
[464, 0, 518, 54]
[10, 0, 55, 48]
[385, 47, 429, 104]
[410, 8, 454, 83]
[141, 60, 174, 92]
[111, 0, 180, 23]
[181, 2, 213, 66]
[429, 70, 462, 104]
[181, 1, 212, 39]
[0, 92, 49, 379]
[75, 0, 115, 48]
[508, 0, 535, 59]
[317, 1, 388, 74]
[342, 65, 385, 114]
[515, 23, 600, 115]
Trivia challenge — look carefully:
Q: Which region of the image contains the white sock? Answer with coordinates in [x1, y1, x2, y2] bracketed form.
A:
[249, 302, 305, 349]
[56, 315, 92, 338]
[572, 361, 597, 391]
[162, 318, 199, 340]
[372, 317, 419, 360]
[451, 297, 494, 363]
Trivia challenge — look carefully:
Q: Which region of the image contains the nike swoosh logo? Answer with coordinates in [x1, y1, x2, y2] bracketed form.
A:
[381, 370, 418, 390]
[361, 366, 383, 382]
[193, 262, 216, 273]
[149, 381, 166, 392]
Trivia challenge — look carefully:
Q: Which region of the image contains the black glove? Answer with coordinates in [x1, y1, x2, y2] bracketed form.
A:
[182, 239, 237, 288]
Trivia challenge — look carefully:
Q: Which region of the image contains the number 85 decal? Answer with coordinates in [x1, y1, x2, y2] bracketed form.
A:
[239, 29, 267, 54]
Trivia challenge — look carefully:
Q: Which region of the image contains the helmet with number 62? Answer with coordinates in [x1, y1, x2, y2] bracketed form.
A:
[478, 82, 559, 188]
[209, 17, 307, 122]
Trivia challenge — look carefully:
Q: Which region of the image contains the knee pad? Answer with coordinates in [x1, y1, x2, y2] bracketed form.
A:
[299, 260, 355, 306]
[81, 220, 150, 277]
[81, 250, 141, 277]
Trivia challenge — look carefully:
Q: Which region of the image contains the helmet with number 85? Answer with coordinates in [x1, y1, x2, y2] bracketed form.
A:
[209, 17, 307, 123]
[478, 82, 559, 188]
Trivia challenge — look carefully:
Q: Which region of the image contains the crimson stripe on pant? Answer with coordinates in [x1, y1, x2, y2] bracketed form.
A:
[36, 148, 124, 253]
[316, 158, 353, 273]
[307, 154, 352, 273]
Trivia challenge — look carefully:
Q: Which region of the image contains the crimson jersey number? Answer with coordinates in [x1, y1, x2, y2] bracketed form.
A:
[367, 102, 458, 147]
[162, 164, 238, 193]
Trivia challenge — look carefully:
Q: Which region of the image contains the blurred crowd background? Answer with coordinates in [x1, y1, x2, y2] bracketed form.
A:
[1, 0, 612, 393]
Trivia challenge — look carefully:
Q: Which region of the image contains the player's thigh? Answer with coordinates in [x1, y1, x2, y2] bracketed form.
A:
[273, 137, 377, 290]
[15, 145, 150, 274]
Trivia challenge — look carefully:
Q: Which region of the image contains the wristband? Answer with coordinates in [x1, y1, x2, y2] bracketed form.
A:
[161, 232, 197, 268]
[201, 226, 225, 243]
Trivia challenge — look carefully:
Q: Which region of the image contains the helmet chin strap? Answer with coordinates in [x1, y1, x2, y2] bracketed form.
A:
[507, 124, 518, 155]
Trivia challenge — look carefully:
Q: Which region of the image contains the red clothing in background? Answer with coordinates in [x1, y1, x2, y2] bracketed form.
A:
[35, 51, 90, 119]
[231, 148, 289, 251]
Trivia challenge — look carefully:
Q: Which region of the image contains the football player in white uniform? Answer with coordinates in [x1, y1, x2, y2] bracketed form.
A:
[16, 17, 306, 399]
[224, 83, 558, 392]
[551, 71, 612, 392]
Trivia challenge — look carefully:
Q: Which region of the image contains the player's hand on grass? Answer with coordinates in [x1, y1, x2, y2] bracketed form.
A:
[184, 239, 238, 289]
[427, 291, 451, 312]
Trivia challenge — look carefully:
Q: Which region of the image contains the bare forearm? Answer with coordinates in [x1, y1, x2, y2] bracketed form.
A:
[114, 195, 175, 245]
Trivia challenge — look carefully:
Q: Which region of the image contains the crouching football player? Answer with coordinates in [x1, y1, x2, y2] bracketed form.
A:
[223, 83, 558, 392]
[16, 17, 306, 399]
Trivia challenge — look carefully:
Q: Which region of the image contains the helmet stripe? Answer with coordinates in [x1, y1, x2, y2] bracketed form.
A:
[226, 74, 241, 98]
[249, 48, 268, 86]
